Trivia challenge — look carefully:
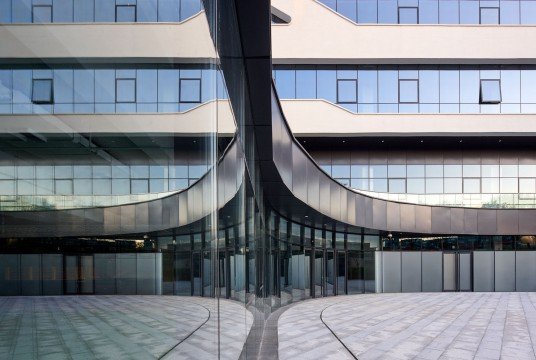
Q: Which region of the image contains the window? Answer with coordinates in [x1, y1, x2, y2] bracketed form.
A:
[116, 78, 136, 103]
[32, 5, 52, 23]
[398, 7, 418, 24]
[398, 79, 419, 103]
[116, 5, 137, 22]
[336, 79, 357, 103]
[32, 79, 53, 104]
[179, 79, 201, 103]
[480, 79, 501, 104]
[463, 178, 480, 194]
[480, 7, 499, 24]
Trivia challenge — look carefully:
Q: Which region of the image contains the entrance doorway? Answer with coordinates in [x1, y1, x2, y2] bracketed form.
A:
[64, 255, 94, 294]
[443, 252, 472, 292]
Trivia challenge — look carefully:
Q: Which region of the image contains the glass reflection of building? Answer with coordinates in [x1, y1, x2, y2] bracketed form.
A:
[1, 0, 536, 356]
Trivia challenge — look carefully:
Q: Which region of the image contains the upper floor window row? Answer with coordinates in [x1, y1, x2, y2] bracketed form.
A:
[273, 65, 536, 114]
[0, 66, 228, 114]
[0, 0, 202, 23]
[318, 0, 536, 25]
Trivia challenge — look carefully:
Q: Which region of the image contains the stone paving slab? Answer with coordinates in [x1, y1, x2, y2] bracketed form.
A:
[278, 293, 536, 360]
[0, 296, 252, 360]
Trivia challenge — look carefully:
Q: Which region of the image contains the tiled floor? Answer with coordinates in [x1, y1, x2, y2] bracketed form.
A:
[278, 293, 536, 360]
[0, 296, 252, 360]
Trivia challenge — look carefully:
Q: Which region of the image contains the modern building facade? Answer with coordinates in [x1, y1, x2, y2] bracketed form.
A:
[0, 0, 536, 356]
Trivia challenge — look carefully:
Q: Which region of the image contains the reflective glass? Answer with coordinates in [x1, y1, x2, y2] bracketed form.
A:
[519, 164, 536, 177]
[463, 164, 481, 177]
[275, 69, 295, 99]
[369, 164, 387, 177]
[180, 0, 201, 20]
[444, 164, 462, 177]
[378, 69, 398, 103]
[418, 0, 438, 23]
[426, 178, 443, 193]
[399, 79, 418, 103]
[459, 68, 479, 103]
[459, 0, 479, 24]
[463, 178, 480, 193]
[369, 178, 387, 192]
[500, 1, 520, 24]
[332, 165, 351, 178]
[296, 69, 316, 99]
[158, 0, 180, 22]
[440, 69, 459, 103]
[32, 5, 52, 22]
[500, 164, 518, 177]
[480, 79, 501, 103]
[180, 79, 201, 103]
[337, 79, 357, 103]
[388, 164, 406, 177]
[480, 7, 499, 24]
[482, 178, 500, 193]
[519, 178, 535, 193]
[116, 5, 136, 22]
[419, 68, 439, 103]
[337, 0, 357, 21]
[378, 0, 397, 23]
[500, 178, 518, 193]
[501, 68, 520, 103]
[389, 179, 406, 192]
[138, 0, 157, 21]
[32, 79, 53, 104]
[358, 0, 378, 23]
[444, 178, 462, 193]
[439, 0, 459, 23]
[521, 1, 536, 24]
[426, 164, 443, 177]
[398, 7, 418, 23]
[407, 178, 425, 193]
[407, 164, 425, 177]
[358, 67, 377, 103]
[74, 0, 94, 22]
[116, 79, 136, 103]
[482, 164, 499, 177]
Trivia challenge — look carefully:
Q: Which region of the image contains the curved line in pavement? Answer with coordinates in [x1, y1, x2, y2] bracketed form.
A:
[158, 302, 211, 360]
[320, 304, 358, 360]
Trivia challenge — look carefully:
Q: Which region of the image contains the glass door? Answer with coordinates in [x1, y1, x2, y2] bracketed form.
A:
[443, 252, 472, 292]
[314, 250, 324, 297]
[326, 251, 335, 296]
[336, 251, 346, 295]
[64, 255, 94, 295]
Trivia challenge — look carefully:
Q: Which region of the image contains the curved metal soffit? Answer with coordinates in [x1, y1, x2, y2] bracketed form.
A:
[271, 84, 536, 236]
[0, 138, 245, 238]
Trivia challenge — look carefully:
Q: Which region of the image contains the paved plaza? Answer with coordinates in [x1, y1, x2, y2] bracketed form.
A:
[0, 296, 252, 360]
[278, 293, 536, 360]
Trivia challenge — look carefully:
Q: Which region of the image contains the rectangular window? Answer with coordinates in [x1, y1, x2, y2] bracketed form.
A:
[463, 178, 480, 194]
[32, 5, 52, 23]
[398, 79, 419, 103]
[480, 7, 499, 24]
[398, 6, 418, 24]
[480, 79, 501, 104]
[116, 5, 137, 22]
[179, 79, 201, 103]
[32, 79, 53, 104]
[337, 79, 357, 103]
[388, 179, 406, 193]
[116, 78, 136, 103]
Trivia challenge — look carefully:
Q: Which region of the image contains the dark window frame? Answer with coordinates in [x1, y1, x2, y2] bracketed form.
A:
[336, 79, 358, 104]
[32, 4, 53, 23]
[480, 79, 502, 104]
[179, 78, 202, 103]
[115, 4, 137, 22]
[115, 78, 137, 104]
[397, 6, 419, 24]
[398, 79, 419, 104]
[31, 78, 54, 104]
[479, 6, 500, 25]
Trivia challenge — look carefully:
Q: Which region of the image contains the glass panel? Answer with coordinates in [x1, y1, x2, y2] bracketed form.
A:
[480, 79, 501, 103]
[116, 5, 136, 22]
[32, 5, 52, 23]
[32, 79, 53, 104]
[399, 79, 418, 103]
[180, 79, 201, 103]
[337, 79, 357, 103]
[116, 79, 136, 103]
[398, 6, 418, 23]
[480, 7, 499, 24]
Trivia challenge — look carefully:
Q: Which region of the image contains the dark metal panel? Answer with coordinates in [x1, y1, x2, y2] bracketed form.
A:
[330, 182, 341, 220]
[306, 160, 320, 211]
[399, 203, 416, 233]
[372, 199, 387, 231]
[431, 207, 450, 234]
[518, 209, 536, 234]
[135, 202, 149, 233]
[319, 175, 331, 216]
[120, 205, 136, 233]
[148, 200, 163, 231]
[355, 195, 367, 228]
[292, 143, 308, 203]
[450, 208, 465, 234]
[497, 210, 518, 235]
[386, 202, 400, 232]
[464, 209, 478, 234]
[477, 210, 497, 235]
[346, 192, 356, 225]
[415, 206, 431, 233]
